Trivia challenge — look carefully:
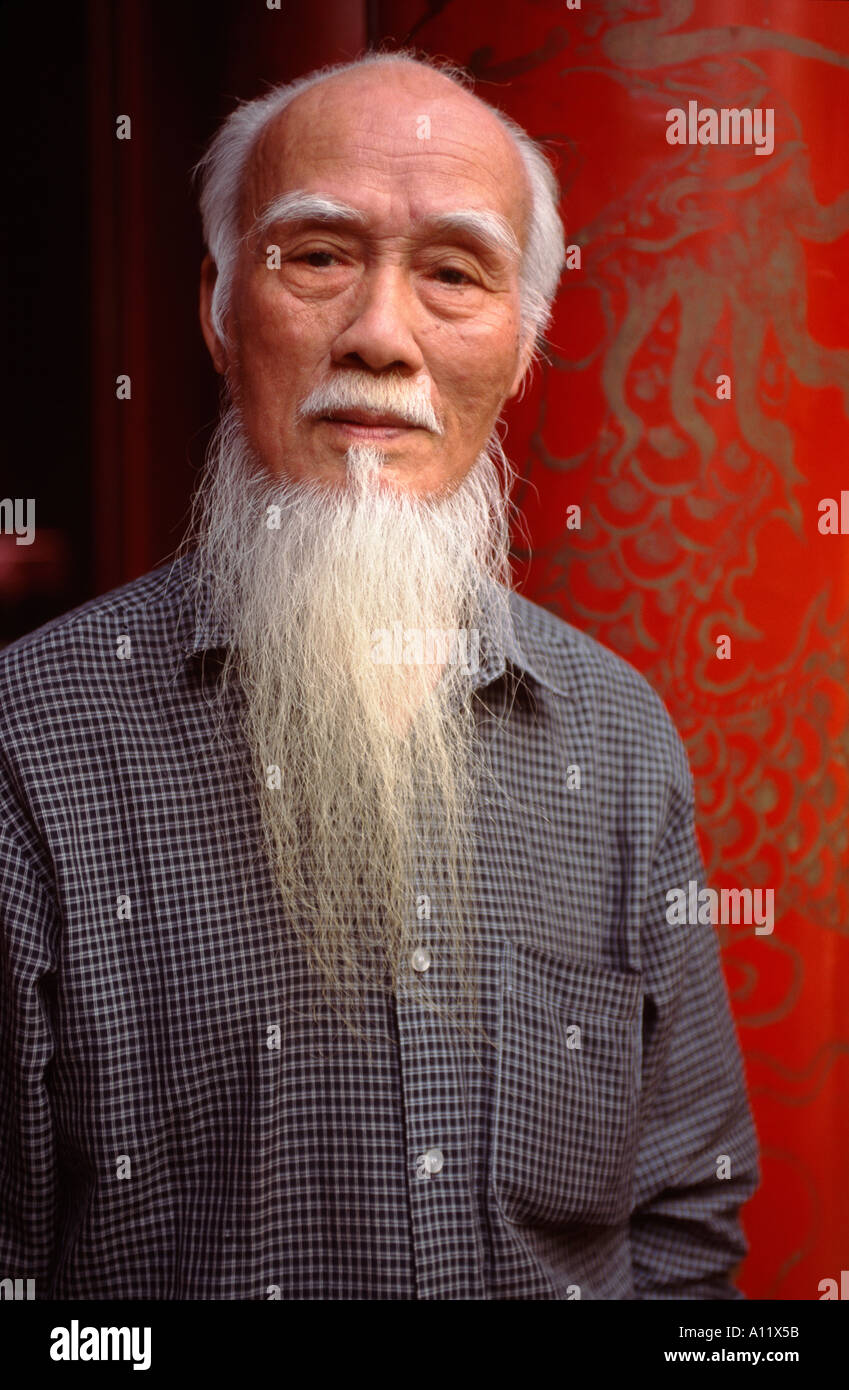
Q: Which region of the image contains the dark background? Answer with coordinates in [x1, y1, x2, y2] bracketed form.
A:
[0, 0, 373, 639]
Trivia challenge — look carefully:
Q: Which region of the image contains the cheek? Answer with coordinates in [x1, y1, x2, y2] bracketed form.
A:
[234, 296, 330, 399]
[429, 326, 518, 420]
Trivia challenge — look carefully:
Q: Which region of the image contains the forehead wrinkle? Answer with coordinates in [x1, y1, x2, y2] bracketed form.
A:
[253, 136, 518, 202]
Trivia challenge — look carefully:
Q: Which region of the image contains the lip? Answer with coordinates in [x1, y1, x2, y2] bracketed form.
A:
[317, 411, 419, 439]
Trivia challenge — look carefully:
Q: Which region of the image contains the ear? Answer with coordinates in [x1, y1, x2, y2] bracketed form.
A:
[199, 252, 228, 375]
[506, 327, 537, 400]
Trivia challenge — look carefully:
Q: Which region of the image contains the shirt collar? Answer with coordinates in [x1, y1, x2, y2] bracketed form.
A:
[473, 576, 572, 699]
[172, 550, 571, 700]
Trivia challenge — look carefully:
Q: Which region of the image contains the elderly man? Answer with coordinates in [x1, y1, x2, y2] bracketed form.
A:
[0, 51, 758, 1300]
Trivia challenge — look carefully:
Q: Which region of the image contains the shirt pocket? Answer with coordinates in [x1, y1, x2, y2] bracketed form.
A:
[491, 939, 643, 1230]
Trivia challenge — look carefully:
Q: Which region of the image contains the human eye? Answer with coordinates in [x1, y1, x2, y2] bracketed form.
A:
[432, 263, 477, 287]
[293, 248, 343, 268]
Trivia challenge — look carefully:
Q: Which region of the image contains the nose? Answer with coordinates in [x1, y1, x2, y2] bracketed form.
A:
[330, 264, 425, 376]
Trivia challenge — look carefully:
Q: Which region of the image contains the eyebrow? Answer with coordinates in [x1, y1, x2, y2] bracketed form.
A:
[251, 192, 367, 241]
[249, 191, 521, 262]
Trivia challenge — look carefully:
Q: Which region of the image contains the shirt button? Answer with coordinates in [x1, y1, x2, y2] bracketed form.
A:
[411, 946, 432, 973]
[423, 1148, 444, 1174]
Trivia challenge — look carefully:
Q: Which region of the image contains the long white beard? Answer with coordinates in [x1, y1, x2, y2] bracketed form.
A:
[181, 400, 517, 1037]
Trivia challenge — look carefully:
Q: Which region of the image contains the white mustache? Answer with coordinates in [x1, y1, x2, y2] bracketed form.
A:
[297, 374, 444, 435]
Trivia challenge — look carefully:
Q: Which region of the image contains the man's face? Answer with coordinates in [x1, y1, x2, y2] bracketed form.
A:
[200, 64, 535, 497]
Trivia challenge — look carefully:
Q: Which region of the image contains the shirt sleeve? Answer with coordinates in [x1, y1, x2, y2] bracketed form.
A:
[0, 754, 60, 1299]
[628, 749, 761, 1300]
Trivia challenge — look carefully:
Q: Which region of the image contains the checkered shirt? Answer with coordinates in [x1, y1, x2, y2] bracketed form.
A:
[0, 551, 759, 1299]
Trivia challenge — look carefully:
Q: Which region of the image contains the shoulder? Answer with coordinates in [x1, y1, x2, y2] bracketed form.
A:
[0, 554, 191, 725]
[507, 588, 692, 790]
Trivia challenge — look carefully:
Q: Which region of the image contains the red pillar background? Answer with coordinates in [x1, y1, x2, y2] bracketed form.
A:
[83, 0, 848, 1298]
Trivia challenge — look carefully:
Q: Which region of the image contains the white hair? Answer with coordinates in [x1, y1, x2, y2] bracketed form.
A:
[191, 49, 565, 368]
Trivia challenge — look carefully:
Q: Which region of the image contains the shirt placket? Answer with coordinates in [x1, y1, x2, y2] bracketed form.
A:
[394, 799, 488, 1300]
